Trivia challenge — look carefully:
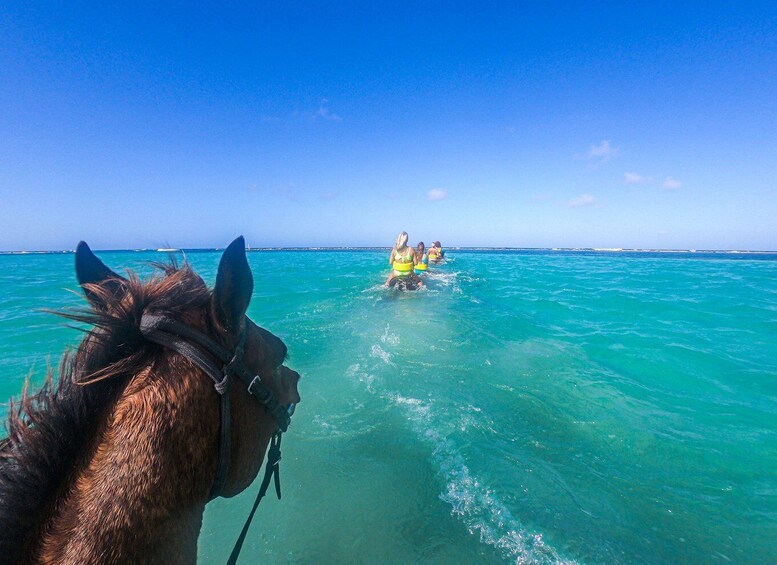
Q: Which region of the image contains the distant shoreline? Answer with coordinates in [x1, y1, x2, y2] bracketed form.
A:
[2, 247, 776, 255]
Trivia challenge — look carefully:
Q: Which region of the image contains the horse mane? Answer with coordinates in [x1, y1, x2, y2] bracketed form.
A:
[0, 262, 212, 562]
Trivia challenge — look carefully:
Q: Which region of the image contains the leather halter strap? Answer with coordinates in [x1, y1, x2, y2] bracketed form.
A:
[139, 313, 290, 499]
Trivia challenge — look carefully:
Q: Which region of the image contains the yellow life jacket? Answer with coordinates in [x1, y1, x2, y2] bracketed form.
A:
[415, 252, 428, 272]
[392, 248, 414, 274]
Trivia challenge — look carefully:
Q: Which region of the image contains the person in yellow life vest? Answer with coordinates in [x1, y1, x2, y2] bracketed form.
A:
[414, 241, 429, 275]
[385, 231, 423, 288]
[428, 241, 445, 262]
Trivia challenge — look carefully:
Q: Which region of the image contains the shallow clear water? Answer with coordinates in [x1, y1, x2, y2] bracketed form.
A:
[1, 250, 775, 564]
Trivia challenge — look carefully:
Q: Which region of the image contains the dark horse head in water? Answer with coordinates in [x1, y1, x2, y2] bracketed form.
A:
[0, 238, 301, 564]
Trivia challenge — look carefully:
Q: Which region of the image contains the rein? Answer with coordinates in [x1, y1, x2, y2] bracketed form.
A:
[139, 313, 294, 564]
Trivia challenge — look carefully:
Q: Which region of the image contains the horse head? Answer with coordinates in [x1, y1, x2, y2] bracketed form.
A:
[75, 236, 301, 497]
[0, 238, 300, 564]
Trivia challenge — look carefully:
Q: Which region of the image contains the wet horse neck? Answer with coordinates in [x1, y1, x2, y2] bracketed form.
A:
[35, 363, 220, 565]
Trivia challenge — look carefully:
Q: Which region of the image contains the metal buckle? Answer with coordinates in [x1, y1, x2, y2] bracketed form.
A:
[247, 375, 272, 402]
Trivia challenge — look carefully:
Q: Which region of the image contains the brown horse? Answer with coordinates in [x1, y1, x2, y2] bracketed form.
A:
[0, 237, 301, 564]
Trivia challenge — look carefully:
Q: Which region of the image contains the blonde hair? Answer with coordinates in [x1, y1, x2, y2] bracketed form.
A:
[394, 231, 409, 250]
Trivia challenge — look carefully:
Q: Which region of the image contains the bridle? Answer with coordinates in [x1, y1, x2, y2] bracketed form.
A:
[139, 312, 296, 564]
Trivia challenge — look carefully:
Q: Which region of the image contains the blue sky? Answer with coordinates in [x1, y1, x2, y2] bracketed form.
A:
[1, 2, 776, 250]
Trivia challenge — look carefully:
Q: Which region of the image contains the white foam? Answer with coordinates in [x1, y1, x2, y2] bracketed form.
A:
[362, 283, 388, 293]
[346, 362, 380, 392]
[352, 308, 574, 562]
[381, 324, 400, 346]
[369, 344, 395, 366]
[311, 414, 342, 436]
[382, 394, 574, 564]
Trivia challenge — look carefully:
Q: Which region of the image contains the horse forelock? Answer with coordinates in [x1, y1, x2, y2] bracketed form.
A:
[0, 262, 212, 562]
[72, 265, 211, 385]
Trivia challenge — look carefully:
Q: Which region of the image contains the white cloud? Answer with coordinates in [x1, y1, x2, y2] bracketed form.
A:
[586, 140, 619, 163]
[624, 172, 652, 184]
[568, 193, 597, 208]
[663, 177, 682, 190]
[315, 99, 342, 122]
[427, 188, 448, 201]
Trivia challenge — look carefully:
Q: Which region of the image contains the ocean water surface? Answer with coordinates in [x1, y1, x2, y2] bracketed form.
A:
[1, 249, 775, 564]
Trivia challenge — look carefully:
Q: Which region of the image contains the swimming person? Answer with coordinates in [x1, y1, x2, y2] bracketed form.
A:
[386, 231, 422, 288]
[414, 241, 428, 275]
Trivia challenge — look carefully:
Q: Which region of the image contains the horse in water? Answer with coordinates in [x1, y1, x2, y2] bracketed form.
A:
[0, 237, 301, 564]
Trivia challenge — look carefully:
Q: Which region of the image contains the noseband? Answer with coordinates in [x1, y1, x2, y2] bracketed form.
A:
[139, 313, 295, 564]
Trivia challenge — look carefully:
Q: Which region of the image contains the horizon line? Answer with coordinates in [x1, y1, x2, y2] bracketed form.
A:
[2, 246, 777, 255]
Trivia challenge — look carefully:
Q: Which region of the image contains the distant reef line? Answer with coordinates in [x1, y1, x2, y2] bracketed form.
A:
[2, 247, 776, 255]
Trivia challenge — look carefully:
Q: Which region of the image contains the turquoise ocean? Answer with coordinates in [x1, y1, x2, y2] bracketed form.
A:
[1, 249, 775, 564]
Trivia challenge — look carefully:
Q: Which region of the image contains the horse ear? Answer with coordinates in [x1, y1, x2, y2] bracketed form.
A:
[212, 236, 254, 336]
[75, 241, 126, 307]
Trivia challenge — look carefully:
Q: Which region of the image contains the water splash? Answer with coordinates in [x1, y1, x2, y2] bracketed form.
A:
[383, 391, 575, 564]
